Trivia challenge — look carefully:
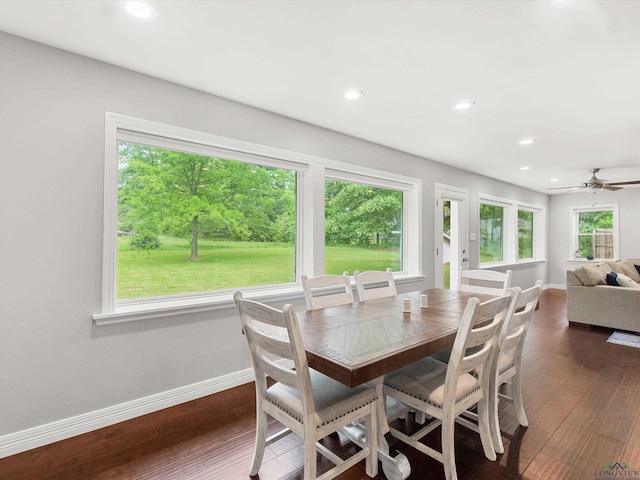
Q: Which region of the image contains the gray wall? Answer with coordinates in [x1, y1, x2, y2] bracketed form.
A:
[0, 32, 549, 442]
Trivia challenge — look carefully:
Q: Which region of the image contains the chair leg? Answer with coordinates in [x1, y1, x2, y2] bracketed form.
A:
[250, 409, 268, 475]
[364, 403, 379, 478]
[303, 426, 317, 480]
[441, 413, 458, 480]
[489, 379, 504, 454]
[511, 374, 528, 427]
[477, 395, 497, 461]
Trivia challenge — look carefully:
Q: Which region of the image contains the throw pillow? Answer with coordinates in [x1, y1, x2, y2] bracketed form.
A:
[606, 272, 619, 286]
[597, 262, 614, 277]
[617, 260, 640, 282]
[615, 273, 640, 289]
[575, 264, 607, 286]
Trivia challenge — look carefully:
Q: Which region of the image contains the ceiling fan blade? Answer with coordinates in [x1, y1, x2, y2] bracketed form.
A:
[603, 185, 623, 191]
[547, 186, 584, 190]
[606, 180, 640, 186]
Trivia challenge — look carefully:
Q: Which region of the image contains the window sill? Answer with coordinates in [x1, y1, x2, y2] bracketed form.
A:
[92, 285, 303, 326]
[93, 275, 426, 326]
[479, 259, 548, 270]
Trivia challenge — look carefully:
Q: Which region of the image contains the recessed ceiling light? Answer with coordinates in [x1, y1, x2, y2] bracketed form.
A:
[124, 0, 157, 20]
[550, 178, 559, 182]
[453, 100, 476, 110]
[518, 137, 538, 145]
[344, 89, 364, 100]
[520, 166, 531, 170]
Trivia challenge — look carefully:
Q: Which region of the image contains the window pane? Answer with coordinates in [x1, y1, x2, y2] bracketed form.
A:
[480, 203, 503, 263]
[443, 200, 451, 289]
[117, 142, 296, 300]
[324, 179, 402, 274]
[518, 210, 534, 259]
[577, 210, 614, 259]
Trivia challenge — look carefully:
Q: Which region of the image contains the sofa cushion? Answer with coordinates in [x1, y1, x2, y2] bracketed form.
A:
[618, 259, 640, 282]
[606, 272, 619, 286]
[574, 264, 607, 286]
[607, 261, 624, 274]
[616, 273, 640, 289]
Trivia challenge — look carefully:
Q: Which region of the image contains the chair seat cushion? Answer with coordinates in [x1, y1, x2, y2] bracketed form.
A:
[266, 369, 377, 427]
[384, 357, 480, 408]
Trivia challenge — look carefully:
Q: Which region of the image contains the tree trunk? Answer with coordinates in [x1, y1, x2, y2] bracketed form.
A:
[191, 215, 199, 260]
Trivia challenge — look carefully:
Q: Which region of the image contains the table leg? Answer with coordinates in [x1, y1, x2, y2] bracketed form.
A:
[372, 376, 411, 480]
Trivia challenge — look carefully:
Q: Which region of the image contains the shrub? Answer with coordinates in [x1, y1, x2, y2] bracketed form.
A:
[130, 233, 161, 251]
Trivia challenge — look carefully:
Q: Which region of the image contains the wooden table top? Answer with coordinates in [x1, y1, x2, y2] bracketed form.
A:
[297, 288, 495, 387]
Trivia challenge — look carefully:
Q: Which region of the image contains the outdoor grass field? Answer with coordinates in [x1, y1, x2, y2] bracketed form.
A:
[117, 236, 401, 299]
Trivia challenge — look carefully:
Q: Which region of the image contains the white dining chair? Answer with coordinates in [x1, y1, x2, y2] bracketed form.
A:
[489, 280, 543, 454]
[383, 291, 513, 480]
[458, 269, 512, 296]
[353, 267, 397, 301]
[234, 291, 378, 480]
[301, 272, 354, 310]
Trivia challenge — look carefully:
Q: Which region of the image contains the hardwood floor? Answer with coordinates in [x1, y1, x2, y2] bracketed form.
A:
[3, 289, 640, 479]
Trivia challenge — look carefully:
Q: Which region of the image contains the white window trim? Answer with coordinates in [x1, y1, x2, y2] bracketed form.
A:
[478, 193, 546, 268]
[570, 203, 619, 260]
[96, 112, 422, 324]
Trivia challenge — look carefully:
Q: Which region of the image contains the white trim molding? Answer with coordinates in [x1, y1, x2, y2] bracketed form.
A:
[0, 368, 255, 459]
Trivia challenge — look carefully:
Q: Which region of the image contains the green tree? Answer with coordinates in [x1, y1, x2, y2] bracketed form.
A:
[325, 180, 402, 247]
[118, 143, 296, 260]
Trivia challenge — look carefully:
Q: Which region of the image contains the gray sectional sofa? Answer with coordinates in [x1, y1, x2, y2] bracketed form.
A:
[566, 258, 640, 332]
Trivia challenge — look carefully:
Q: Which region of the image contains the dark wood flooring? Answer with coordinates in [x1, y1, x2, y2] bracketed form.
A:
[3, 289, 640, 479]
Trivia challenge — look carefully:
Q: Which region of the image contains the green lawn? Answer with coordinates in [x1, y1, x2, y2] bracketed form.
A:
[117, 236, 400, 299]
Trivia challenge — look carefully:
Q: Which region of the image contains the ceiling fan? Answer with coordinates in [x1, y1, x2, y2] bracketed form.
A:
[548, 168, 640, 192]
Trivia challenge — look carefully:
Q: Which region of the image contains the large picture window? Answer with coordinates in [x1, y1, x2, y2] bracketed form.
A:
[117, 142, 297, 300]
[97, 113, 421, 322]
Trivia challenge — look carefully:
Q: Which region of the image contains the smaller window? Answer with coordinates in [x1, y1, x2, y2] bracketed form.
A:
[479, 194, 545, 266]
[572, 205, 619, 260]
[518, 209, 534, 260]
[479, 203, 504, 264]
[324, 178, 404, 275]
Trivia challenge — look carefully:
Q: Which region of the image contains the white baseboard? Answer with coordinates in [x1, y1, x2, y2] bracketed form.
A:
[0, 367, 255, 459]
[546, 283, 566, 290]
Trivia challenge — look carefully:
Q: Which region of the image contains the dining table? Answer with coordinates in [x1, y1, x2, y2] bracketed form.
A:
[296, 287, 496, 480]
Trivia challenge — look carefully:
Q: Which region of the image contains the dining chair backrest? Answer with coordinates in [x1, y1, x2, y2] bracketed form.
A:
[301, 272, 354, 310]
[447, 291, 514, 388]
[353, 268, 397, 301]
[489, 280, 543, 454]
[458, 269, 512, 296]
[496, 280, 543, 371]
[234, 291, 313, 413]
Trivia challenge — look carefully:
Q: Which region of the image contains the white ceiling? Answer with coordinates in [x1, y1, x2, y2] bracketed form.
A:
[2, 0, 640, 193]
